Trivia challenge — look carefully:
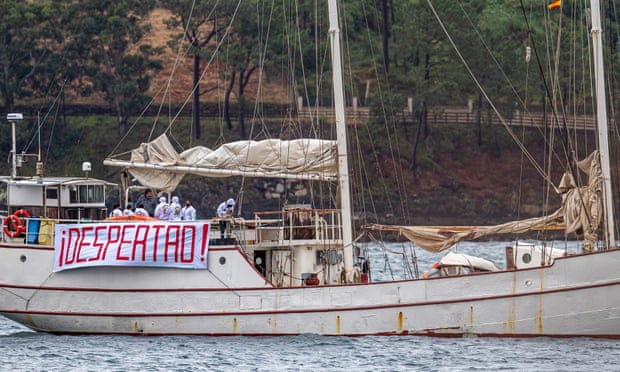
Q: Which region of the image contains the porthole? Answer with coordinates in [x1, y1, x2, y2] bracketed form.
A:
[522, 253, 532, 264]
[219, 256, 226, 265]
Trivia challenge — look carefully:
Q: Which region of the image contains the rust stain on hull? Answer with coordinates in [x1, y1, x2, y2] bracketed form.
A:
[25, 313, 37, 329]
[336, 315, 341, 335]
[504, 271, 517, 334]
[538, 268, 545, 334]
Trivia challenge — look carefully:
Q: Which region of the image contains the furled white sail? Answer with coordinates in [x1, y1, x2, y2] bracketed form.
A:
[368, 151, 603, 253]
[371, 211, 564, 253]
[558, 150, 603, 251]
[103, 134, 338, 191]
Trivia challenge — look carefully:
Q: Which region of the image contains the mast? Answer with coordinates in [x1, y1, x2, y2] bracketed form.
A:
[591, 0, 616, 248]
[327, 0, 354, 272]
[10, 118, 17, 179]
[7, 113, 23, 179]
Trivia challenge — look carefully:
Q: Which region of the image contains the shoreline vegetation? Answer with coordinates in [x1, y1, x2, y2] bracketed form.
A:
[0, 3, 611, 238]
[0, 112, 595, 234]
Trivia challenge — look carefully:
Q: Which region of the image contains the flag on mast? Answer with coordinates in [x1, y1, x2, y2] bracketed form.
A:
[548, 0, 561, 10]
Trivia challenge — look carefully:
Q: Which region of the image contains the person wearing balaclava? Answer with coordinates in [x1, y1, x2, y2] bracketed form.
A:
[169, 196, 182, 221]
[154, 196, 170, 220]
[181, 199, 196, 221]
[216, 198, 236, 239]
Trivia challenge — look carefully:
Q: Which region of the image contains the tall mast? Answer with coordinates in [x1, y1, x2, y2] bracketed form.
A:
[591, 0, 615, 248]
[327, 0, 354, 272]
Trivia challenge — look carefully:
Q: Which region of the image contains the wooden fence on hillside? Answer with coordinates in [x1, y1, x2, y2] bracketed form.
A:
[297, 106, 601, 131]
[12, 104, 605, 131]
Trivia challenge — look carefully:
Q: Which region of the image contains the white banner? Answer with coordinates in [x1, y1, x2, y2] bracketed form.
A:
[53, 221, 210, 272]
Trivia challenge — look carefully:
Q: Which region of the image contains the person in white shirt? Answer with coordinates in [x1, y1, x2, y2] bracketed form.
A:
[134, 203, 150, 217]
[181, 200, 196, 221]
[216, 198, 235, 239]
[216, 198, 235, 218]
[169, 196, 182, 221]
[123, 205, 135, 216]
[109, 204, 123, 218]
[154, 197, 170, 220]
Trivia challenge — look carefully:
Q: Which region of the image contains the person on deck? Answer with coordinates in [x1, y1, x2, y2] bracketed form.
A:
[154, 197, 170, 220]
[181, 199, 196, 221]
[216, 198, 235, 239]
[123, 205, 135, 216]
[136, 189, 158, 217]
[216, 198, 235, 218]
[109, 204, 122, 218]
[134, 203, 149, 217]
[169, 196, 182, 221]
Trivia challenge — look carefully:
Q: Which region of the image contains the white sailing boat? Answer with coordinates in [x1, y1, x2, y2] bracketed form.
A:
[0, 0, 619, 337]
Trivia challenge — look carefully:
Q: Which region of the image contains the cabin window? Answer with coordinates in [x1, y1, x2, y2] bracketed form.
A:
[46, 188, 58, 199]
[79, 186, 89, 202]
[94, 185, 104, 202]
[69, 185, 105, 204]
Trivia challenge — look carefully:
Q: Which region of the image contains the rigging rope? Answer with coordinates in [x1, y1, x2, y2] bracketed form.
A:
[107, 0, 244, 158]
[427, 0, 560, 192]
[107, 0, 198, 156]
[356, 0, 405, 223]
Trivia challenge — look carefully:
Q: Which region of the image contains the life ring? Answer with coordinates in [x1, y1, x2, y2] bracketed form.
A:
[4, 214, 26, 238]
[13, 209, 31, 221]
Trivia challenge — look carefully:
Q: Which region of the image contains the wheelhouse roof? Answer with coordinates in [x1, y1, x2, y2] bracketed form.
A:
[0, 176, 116, 187]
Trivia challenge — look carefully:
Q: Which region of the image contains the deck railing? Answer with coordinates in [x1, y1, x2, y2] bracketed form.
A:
[1, 211, 344, 247]
[251, 208, 343, 244]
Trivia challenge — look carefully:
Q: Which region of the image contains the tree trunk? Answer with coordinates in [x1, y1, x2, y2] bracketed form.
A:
[476, 92, 483, 147]
[382, 0, 390, 74]
[410, 103, 423, 171]
[192, 53, 201, 139]
[422, 52, 430, 138]
[117, 107, 128, 136]
[224, 71, 236, 130]
[421, 100, 428, 139]
[238, 69, 246, 139]
[113, 91, 127, 136]
[61, 88, 67, 133]
[5, 96, 14, 114]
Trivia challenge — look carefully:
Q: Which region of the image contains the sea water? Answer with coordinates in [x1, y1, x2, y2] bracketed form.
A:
[1, 241, 619, 371]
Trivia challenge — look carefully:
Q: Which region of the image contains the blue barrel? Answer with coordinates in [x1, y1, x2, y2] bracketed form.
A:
[26, 217, 40, 244]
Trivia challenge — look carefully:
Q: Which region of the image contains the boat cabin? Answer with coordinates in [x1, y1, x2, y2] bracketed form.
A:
[0, 175, 115, 246]
[0, 176, 113, 221]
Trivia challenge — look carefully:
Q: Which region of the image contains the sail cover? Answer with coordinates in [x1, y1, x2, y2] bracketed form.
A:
[367, 151, 603, 253]
[374, 211, 565, 253]
[104, 134, 338, 191]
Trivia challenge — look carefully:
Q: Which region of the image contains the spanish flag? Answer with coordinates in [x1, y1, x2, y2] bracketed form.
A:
[548, 0, 561, 10]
